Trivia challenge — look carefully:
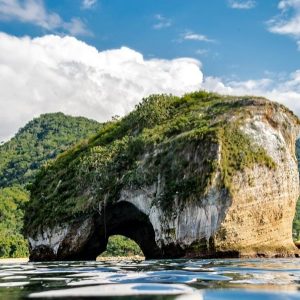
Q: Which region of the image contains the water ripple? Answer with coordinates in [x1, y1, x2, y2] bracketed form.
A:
[0, 258, 298, 299]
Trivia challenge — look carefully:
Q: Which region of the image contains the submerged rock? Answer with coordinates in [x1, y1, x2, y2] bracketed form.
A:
[24, 92, 300, 260]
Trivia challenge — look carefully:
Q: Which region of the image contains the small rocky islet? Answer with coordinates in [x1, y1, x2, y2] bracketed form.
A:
[23, 91, 300, 260]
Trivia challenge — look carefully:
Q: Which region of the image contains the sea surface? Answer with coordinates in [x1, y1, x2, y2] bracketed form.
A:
[0, 258, 300, 299]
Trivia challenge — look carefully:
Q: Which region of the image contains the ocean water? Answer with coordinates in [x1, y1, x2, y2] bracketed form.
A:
[0, 258, 300, 299]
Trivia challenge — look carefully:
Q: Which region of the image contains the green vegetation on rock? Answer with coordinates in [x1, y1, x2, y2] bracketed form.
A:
[219, 125, 276, 189]
[25, 92, 279, 234]
[0, 113, 101, 258]
[100, 235, 143, 257]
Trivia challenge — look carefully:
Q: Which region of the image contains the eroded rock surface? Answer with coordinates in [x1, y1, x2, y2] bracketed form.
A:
[24, 93, 300, 260]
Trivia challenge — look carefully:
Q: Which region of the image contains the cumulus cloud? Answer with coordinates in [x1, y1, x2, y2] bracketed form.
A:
[268, 0, 300, 46]
[1, 32, 300, 142]
[0, 32, 203, 141]
[153, 14, 172, 30]
[0, 0, 89, 36]
[228, 0, 256, 9]
[201, 72, 300, 119]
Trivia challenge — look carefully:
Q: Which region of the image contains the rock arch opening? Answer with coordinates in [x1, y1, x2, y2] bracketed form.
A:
[76, 201, 163, 260]
[100, 235, 143, 258]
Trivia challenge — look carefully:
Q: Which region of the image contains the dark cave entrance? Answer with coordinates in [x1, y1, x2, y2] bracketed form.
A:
[80, 201, 162, 260]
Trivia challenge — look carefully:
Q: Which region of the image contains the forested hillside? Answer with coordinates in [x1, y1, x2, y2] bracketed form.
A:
[0, 113, 101, 257]
[0, 113, 100, 188]
[0, 186, 29, 257]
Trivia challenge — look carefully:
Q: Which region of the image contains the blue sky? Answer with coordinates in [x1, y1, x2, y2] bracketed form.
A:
[0, 0, 300, 140]
[1, 0, 299, 79]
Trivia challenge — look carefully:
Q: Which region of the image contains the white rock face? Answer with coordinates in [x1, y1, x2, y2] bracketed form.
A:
[28, 225, 69, 255]
[243, 118, 287, 164]
[28, 219, 93, 257]
[120, 174, 228, 249]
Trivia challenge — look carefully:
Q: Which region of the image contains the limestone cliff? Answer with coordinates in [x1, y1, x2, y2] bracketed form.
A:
[24, 92, 300, 260]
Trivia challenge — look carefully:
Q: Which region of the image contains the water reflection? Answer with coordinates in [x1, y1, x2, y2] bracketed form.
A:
[0, 258, 299, 299]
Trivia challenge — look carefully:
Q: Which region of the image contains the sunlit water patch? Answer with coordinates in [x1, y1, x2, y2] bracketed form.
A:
[0, 259, 299, 299]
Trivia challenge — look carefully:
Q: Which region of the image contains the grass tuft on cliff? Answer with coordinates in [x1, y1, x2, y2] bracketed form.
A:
[25, 91, 290, 234]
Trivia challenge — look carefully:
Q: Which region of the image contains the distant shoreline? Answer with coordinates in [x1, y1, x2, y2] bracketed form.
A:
[97, 256, 145, 261]
[0, 256, 145, 264]
[0, 258, 29, 264]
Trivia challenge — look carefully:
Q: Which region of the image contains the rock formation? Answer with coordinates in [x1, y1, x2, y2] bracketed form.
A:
[24, 92, 300, 260]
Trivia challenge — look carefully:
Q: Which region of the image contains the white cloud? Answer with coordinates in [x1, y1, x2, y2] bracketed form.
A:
[278, 0, 300, 10]
[0, 33, 203, 141]
[82, 0, 97, 10]
[153, 14, 172, 30]
[268, 0, 300, 46]
[0, 0, 89, 36]
[201, 72, 300, 120]
[1, 32, 300, 142]
[182, 31, 215, 42]
[228, 0, 256, 9]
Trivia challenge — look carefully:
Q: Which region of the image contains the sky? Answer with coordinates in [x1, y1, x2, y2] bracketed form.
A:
[0, 0, 300, 141]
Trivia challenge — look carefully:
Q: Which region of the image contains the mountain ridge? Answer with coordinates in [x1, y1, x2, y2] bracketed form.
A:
[0, 112, 100, 188]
